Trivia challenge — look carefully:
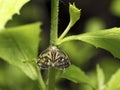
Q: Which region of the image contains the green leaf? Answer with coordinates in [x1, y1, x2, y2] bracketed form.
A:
[97, 65, 105, 90]
[58, 3, 81, 40]
[0, 0, 29, 30]
[0, 22, 41, 80]
[105, 69, 120, 90]
[60, 65, 90, 84]
[69, 3, 81, 26]
[57, 28, 120, 59]
[60, 41, 97, 66]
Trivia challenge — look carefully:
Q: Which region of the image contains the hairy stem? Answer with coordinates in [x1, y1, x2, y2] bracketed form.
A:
[50, 0, 59, 46]
[47, 0, 59, 90]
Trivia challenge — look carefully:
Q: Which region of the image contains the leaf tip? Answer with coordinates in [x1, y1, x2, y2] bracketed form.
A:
[69, 3, 81, 12]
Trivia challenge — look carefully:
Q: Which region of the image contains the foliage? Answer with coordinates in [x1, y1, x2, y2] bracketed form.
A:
[0, 0, 29, 29]
[110, 0, 120, 17]
[0, 0, 120, 90]
[0, 23, 40, 80]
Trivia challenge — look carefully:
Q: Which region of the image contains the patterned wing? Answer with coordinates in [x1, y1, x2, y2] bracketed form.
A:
[54, 50, 71, 70]
[36, 46, 71, 70]
[36, 48, 52, 69]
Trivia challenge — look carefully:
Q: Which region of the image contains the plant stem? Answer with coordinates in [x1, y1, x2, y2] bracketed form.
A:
[58, 22, 72, 40]
[47, 68, 57, 90]
[57, 35, 77, 45]
[50, 0, 59, 46]
[47, 0, 59, 90]
[37, 68, 46, 90]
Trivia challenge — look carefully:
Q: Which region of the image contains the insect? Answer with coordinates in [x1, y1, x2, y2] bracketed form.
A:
[36, 46, 71, 70]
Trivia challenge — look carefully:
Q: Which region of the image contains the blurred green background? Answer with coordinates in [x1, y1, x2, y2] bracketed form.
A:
[0, 0, 120, 90]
